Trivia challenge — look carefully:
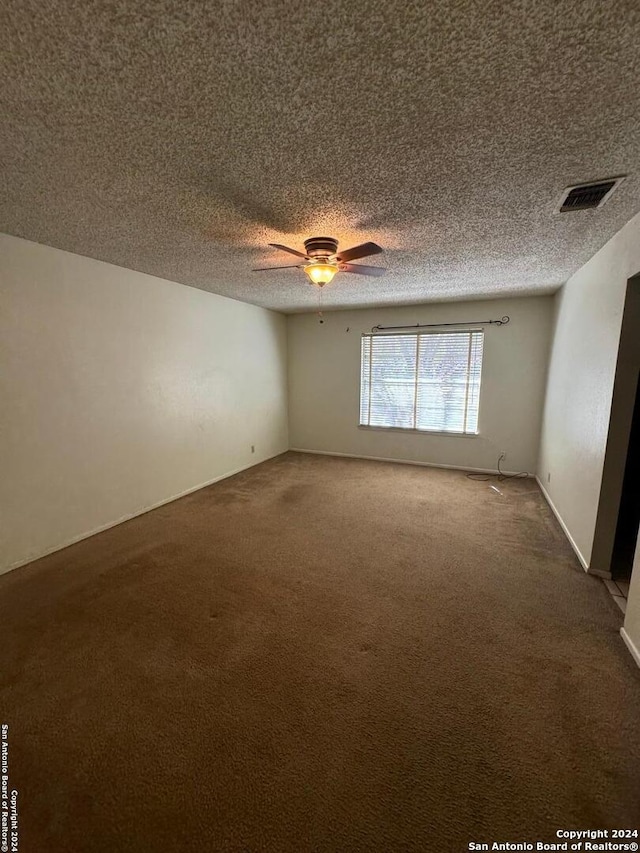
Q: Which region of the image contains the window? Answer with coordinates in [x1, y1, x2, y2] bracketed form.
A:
[359, 330, 484, 434]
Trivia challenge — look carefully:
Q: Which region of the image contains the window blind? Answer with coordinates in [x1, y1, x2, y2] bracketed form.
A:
[359, 330, 484, 434]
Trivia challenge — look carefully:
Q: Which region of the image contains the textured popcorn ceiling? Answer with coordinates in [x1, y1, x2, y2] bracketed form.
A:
[2, 0, 640, 313]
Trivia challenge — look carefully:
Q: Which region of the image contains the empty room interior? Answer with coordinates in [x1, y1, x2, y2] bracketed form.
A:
[2, 1, 640, 850]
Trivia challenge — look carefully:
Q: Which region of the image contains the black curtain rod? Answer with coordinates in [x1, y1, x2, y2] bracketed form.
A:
[370, 316, 510, 333]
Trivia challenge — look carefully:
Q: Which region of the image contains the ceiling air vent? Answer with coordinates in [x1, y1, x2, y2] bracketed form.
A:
[558, 177, 625, 212]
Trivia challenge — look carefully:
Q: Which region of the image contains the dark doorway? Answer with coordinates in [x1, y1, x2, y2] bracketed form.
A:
[611, 374, 640, 582]
[591, 274, 640, 580]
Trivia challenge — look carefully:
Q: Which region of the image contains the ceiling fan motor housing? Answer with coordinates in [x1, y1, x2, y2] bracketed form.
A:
[254, 238, 385, 281]
[304, 237, 338, 259]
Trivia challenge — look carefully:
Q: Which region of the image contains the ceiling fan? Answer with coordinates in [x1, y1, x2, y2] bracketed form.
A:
[253, 237, 386, 287]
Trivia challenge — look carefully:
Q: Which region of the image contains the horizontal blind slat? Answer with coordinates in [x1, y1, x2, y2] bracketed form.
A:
[359, 331, 484, 433]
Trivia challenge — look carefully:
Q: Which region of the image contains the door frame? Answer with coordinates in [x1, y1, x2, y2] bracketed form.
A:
[590, 273, 640, 577]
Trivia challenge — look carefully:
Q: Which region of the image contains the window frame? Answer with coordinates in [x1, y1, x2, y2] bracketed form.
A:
[358, 328, 484, 437]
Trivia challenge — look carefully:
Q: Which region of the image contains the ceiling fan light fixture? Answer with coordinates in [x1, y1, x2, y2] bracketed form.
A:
[303, 262, 338, 287]
[254, 238, 385, 284]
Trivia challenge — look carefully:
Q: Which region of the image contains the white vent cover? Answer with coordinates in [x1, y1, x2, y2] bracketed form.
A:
[557, 177, 625, 212]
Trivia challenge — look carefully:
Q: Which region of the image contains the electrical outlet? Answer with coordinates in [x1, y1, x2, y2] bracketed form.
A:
[251, 445, 255, 454]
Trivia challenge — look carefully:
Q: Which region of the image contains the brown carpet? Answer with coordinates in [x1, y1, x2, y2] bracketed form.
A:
[1, 452, 639, 852]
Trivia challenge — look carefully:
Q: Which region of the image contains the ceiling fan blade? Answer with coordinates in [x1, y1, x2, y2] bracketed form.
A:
[268, 243, 309, 259]
[334, 241, 383, 263]
[252, 264, 303, 271]
[340, 263, 386, 277]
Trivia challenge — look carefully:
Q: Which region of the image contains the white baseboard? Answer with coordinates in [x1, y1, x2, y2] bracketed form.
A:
[535, 477, 592, 573]
[620, 628, 640, 670]
[289, 447, 528, 477]
[2, 450, 286, 576]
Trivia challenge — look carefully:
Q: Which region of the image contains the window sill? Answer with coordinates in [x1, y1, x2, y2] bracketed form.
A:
[358, 425, 479, 438]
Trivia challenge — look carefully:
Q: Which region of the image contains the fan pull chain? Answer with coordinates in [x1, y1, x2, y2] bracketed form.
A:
[318, 286, 324, 324]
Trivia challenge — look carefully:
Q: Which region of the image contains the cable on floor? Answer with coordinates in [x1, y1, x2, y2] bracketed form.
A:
[466, 453, 529, 482]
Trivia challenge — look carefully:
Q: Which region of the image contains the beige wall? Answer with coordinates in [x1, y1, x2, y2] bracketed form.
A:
[287, 296, 553, 474]
[537, 212, 640, 569]
[0, 234, 289, 574]
[536, 211, 640, 665]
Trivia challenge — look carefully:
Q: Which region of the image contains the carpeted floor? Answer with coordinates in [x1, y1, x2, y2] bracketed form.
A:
[1, 452, 638, 852]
